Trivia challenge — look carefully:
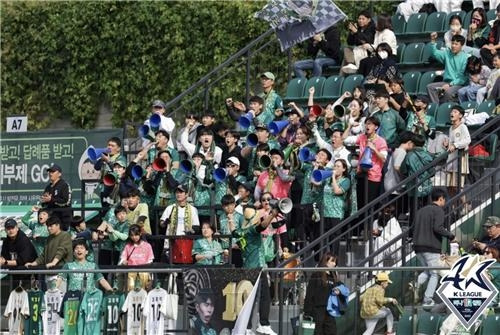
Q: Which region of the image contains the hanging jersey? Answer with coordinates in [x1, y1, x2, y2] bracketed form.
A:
[60, 290, 82, 335]
[78, 289, 104, 335]
[3, 289, 29, 335]
[122, 289, 147, 335]
[24, 290, 44, 335]
[143, 288, 168, 335]
[102, 292, 125, 335]
[42, 288, 64, 335]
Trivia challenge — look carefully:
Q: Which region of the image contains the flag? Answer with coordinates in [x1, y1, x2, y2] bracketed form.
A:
[255, 0, 347, 51]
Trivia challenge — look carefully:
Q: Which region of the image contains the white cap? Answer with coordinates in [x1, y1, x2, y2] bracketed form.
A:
[226, 156, 240, 166]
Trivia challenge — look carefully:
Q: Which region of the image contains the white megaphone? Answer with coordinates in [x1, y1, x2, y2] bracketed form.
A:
[269, 197, 293, 214]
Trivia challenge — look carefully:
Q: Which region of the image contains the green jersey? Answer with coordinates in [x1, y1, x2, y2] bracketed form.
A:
[78, 289, 104, 335]
[102, 292, 124, 335]
[24, 290, 43, 335]
[61, 291, 82, 335]
[59, 261, 104, 292]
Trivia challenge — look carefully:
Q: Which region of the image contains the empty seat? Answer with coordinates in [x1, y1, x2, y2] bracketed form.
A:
[427, 102, 438, 118]
[304, 76, 326, 100]
[435, 102, 454, 129]
[406, 13, 428, 33]
[418, 71, 438, 95]
[319, 75, 344, 102]
[284, 78, 307, 102]
[416, 312, 442, 335]
[402, 42, 425, 64]
[421, 41, 444, 63]
[397, 312, 416, 334]
[460, 101, 477, 113]
[471, 134, 498, 164]
[397, 43, 406, 63]
[341, 75, 364, 96]
[424, 12, 447, 32]
[479, 314, 500, 335]
[402, 71, 421, 96]
[392, 14, 406, 34]
[477, 100, 496, 116]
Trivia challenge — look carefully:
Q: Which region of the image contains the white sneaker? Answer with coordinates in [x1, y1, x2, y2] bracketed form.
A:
[256, 324, 277, 335]
[341, 63, 358, 74]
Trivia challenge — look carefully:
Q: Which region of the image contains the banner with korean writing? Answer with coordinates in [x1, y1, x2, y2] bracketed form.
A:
[183, 268, 261, 334]
[0, 129, 123, 205]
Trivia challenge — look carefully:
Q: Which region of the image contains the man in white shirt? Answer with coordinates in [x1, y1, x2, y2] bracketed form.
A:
[143, 100, 175, 149]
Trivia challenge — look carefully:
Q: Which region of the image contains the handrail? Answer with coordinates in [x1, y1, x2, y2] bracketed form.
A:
[279, 116, 500, 267]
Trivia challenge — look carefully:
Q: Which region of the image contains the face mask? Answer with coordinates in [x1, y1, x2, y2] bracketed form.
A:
[450, 24, 461, 32]
[378, 51, 389, 60]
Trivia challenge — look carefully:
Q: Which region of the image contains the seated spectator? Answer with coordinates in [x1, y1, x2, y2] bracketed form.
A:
[466, 7, 491, 58]
[480, 4, 500, 69]
[192, 222, 224, 265]
[341, 10, 376, 75]
[396, 0, 429, 21]
[387, 78, 407, 118]
[477, 54, 500, 102]
[427, 34, 469, 103]
[361, 42, 400, 83]
[343, 14, 397, 75]
[470, 216, 500, 254]
[458, 56, 491, 103]
[444, 14, 468, 49]
[293, 25, 341, 78]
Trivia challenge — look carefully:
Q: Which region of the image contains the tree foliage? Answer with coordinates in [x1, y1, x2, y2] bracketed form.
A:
[1, 0, 397, 130]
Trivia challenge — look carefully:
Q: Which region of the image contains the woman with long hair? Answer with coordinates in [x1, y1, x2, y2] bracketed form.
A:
[303, 252, 349, 335]
[466, 7, 491, 57]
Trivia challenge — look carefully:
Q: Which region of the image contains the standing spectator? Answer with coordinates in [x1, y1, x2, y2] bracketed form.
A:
[147, 129, 180, 170]
[259, 72, 284, 120]
[181, 127, 223, 166]
[372, 90, 406, 150]
[221, 130, 247, 175]
[313, 128, 351, 169]
[195, 110, 217, 140]
[413, 188, 455, 307]
[293, 25, 341, 78]
[360, 272, 397, 335]
[427, 33, 470, 103]
[69, 216, 97, 262]
[466, 7, 491, 58]
[143, 99, 175, 148]
[228, 96, 272, 134]
[341, 10, 376, 74]
[304, 252, 349, 335]
[254, 149, 294, 202]
[97, 205, 130, 265]
[25, 216, 73, 268]
[176, 113, 201, 159]
[218, 194, 244, 267]
[94, 137, 125, 210]
[480, 4, 500, 69]
[372, 206, 402, 265]
[41, 164, 72, 231]
[21, 206, 50, 257]
[125, 189, 152, 235]
[342, 98, 366, 146]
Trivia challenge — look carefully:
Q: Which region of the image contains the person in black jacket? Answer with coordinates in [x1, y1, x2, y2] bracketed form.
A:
[293, 25, 341, 78]
[412, 188, 455, 307]
[304, 252, 348, 335]
[341, 10, 376, 75]
[41, 164, 72, 231]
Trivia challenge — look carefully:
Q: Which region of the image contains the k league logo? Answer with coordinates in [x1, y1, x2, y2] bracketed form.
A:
[437, 255, 498, 329]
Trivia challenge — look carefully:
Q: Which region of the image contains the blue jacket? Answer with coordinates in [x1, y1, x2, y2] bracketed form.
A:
[327, 283, 350, 317]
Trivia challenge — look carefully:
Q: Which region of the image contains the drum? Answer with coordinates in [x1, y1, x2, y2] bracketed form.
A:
[172, 238, 194, 264]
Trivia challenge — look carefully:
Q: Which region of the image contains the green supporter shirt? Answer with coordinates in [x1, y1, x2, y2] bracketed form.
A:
[108, 220, 129, 252]
[147, 146, 180, 167]
[259, 89, 283, 119]
[430, 43, 469, 86]
[78, 289, 103, 335]
[35, 231, 73, 266]
[247, 109, 275, 134]
[214, 174, 246, 204]
[300, 163, 323, 205]
[21, 212, 49, 257]
[218, 211, 244, 249]
[400, 147, 434, 197]
[192, 238, 224, 265]
[247, 139, 280, 178]
[24, 290, 43, 335]
[59, 261, 104, 292]
[102, 292, 124, 335]
[406, 113, 436, 139]
[61, 290, 82, 335]
[193, 177, 211, 216]
[323, 176, 350, 219]
[373, 108, 406, 149]
[236, 222, 266, 269]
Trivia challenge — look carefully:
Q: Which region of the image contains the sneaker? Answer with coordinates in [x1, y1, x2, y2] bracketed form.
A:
[245, 330, 257, 335]
[341, 63, 358, 74]
[256, 325, 277, 335]
[422, 299, 435, 309]
[385, 332, 396, 335]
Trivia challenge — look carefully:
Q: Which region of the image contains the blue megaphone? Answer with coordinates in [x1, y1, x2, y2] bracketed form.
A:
[149, 114, 162, 131]
[131, 165, 144, 180]
[180, 160, 193, 174]
[298, 147, 316, 162]
[87, 146, 110, 163]
[312, 169, 333, 183]
[268, 120, 290, 136]
[360, 147, 373, 170]
[213, 168, 228, 182]
[238, 112, 254, 129]
[246, 133, 259, 147]
[139, 125, 155, 141]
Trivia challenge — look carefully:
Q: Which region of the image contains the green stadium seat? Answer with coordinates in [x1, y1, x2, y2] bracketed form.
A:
[422, 41, 444, 63]
[487, 9, 496, 22]
[406, 13, 428, 33]
[284, 78, 307, 102]
[427, 102, 438, 118]
[460, 101, 477, 113]
[341, 75, 364, 96]
[319, 75, 344, 102]
[416, 312, 442, 335]
[425, 12, 447, 32]
[446, 11, 466, 25]
[477, 100, 496, 116]
[418, 71, 438, 95]
[304, 76, 326, 98]
[397, 312, 416, 334]
[472, 134, 498, 164]
[463, 11, 472, 29]
[397, 43, 406, 63]
[402, 71, 421, 96]
[479, 314, 500, 335]
[435, 102, 454, 129]
[402, 42, 425, 64]
[392, 14, 406, 34]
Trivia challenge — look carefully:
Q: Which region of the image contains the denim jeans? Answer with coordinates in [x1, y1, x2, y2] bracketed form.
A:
[362, 307, 394, 335]
[416, 252, 442, 302]
[293, 57, 337, 78]
[458, 83, 482, 103]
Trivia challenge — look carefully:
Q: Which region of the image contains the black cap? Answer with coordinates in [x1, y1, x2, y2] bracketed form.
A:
[4, 219, 17, 229]
[176, 184, 188, 193]
[255, 121, 268, 130]
[285, 108, 300, 116]
[47, 164, 62, 173]
[269, 148, 284, 159]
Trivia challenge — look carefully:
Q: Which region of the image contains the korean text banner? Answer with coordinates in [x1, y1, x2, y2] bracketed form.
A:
[0, 129, 123, 204]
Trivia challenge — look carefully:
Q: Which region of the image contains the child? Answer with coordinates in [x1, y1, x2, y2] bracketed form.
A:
[102, 205, 130, 265]
[70, 216, 96, 262]
[360, 272, 397, 335]
[120, 224, 154, 290]
[21, 206, 50, 256]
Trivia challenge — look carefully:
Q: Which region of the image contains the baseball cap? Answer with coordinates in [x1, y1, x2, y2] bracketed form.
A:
[226, 157, 241, 166]
[47, 164, 62, 173]
[113, 159, 127, 168]
[176, 184, 188, 193]
[285, 108, 300, 116]
[483, 216, 500, 227]
[4, 219, 17, 229]
[260, 72, 276, 81]
[375, 272, 393, 283]
[152, 100, 166, 109]
[255, 121, 268, 131]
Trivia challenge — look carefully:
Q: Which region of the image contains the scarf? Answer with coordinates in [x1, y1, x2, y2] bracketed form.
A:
[169, 203, 193, 235]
